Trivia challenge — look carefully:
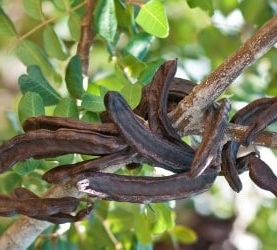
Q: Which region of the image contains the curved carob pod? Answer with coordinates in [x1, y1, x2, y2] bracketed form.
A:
[244, 98, 277, 146]
[43, 148, 140, 184]
[0, 128, 127, 173]
[12, 187, 93, 223]
[222, 98, 277, 192]
[23, 116, 118, 135]
[105, 91, 194, 173]
[247, 154, 277, 196]
[188, 99, 231, 177]
[75, 168, 218, 203]
[0, 187, 93, 223]
[147, 60, 194, 152]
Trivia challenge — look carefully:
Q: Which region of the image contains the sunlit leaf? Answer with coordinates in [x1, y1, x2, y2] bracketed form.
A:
[18, 65, 61, 106]
[94, 0, 117, 42]
[121, 83, 142, 109]
[0, 8, 17, 38]
[53, 97, 78, 118]
[43, 25, 68, 60]
[135, 0, 169, 38]
[18, 92, 45, 123]
[94, 75, 126, 91]
[68, 13, 81, 41]
[65, 55, 84, 99]
[81, 93, 105, 112]
[152, 203, 174, 234]
[134, 213, 152, 244]
[120, 54, 146, 78]
[23, 0, 44, 20]
[170, 225, 197, 244]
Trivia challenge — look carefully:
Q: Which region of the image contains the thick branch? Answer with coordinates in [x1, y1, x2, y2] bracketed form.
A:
[170, 16, 277, 132]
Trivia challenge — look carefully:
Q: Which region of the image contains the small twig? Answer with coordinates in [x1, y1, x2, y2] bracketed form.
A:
[170, 15, 277, 133]
[77, 0, 96, 75]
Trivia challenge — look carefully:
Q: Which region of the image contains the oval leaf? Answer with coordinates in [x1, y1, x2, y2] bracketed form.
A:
[65, 55, 84, 98]
[170, 225, 197, 244]
[23, 0, 44, 20]
[53, 97, 79, 118]
[135, 0, 169, 38]
[94, 0, 117, 42]
[18, 92, 45, 123]
[68, 13, 81, 41]
[18, 65, 61, 106]
[121, 83, 142, 109]
[81, 93, 105, 112]
[0, 8, 17, 38]
[43, 25, 68, 60]
[15, 39, 57, 80]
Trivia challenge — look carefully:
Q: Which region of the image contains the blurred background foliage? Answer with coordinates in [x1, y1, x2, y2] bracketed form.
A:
[1, 0, 277, 249]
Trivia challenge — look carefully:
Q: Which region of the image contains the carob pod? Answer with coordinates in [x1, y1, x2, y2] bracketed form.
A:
[0, 128, 127, 173]
[0, 187, 93, 223]
[222, 97, 277, 192]
[43, 148, 140, 184]
[75, 169, 218, 203]
[189, 99, 231, 177]
[105, 91, 194, 173]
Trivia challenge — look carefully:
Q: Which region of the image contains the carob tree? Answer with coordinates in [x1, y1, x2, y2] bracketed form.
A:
[1, 2, 277, 249]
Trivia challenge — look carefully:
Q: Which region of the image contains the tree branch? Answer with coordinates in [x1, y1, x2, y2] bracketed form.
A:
[170, 15, 277, 133]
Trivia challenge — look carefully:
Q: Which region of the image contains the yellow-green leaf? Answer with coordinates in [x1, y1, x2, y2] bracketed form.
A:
[170, 225, 197, 244]
[23, 0, 44, 20]
[43, 26, 69, 60]
[18, 92, 45, 123]
[135, 0, 169, 38]
[0, 8, 17, 38]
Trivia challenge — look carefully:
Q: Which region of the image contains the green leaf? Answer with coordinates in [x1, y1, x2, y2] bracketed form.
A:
[135, 0, 169, 38]
[138, 58, 165, 85]
[125, 33, 154, 60]
[134, 213, 152, 244]
[18, 65, 61, 106]
[0, 8, 17, 38]
[18, 92, 45, 123]
[15, 40, 57, 80]
[65, 55, 84, 98]
[152, 203, 174, 234]
[120, 54, 146, 78]
[187, 0, 214, 16]
[170, 225, 197, 244]
[43, 25, 68, 60]
[53, 98, 78, 118]
[23, 0, 44, 20]
[94, 75, 126, 91]
[81, 93, 106, 112]
[12, 158, 40, 175]
[68, 13, 81, 41]
[81, 111, 101, 123]
[121, 83, 142, 109]
[94, 0, 117, 43]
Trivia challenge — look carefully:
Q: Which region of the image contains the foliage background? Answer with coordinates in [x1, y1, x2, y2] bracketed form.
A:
[1, 0, 277, 249]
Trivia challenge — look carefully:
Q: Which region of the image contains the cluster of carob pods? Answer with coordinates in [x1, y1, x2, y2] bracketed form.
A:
[1, 60, 277, 224]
